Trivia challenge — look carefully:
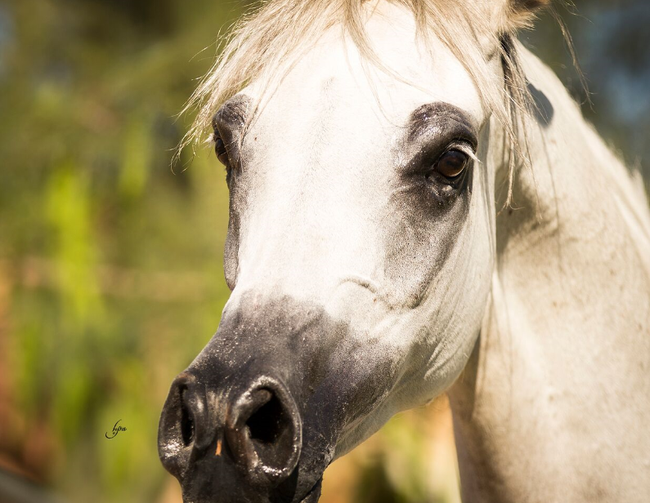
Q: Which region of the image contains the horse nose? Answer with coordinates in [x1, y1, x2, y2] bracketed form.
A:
[158, 372, 302, 487]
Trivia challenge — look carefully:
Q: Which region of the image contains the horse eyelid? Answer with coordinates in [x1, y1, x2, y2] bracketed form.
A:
[447, 142, 480, 164]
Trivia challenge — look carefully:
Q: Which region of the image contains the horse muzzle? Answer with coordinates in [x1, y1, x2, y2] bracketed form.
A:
[158, 293, 392, 503]
[160, 371, 303, 484]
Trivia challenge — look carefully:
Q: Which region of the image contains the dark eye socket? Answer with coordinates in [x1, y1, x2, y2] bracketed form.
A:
[433, 149, 469, 180]
[214, 134, 230, 167]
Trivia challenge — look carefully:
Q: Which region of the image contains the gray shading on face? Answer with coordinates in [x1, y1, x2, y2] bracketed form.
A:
[158, 294, 398, 503]
[211, 95, 251, 290]
[381, 102, 478, 308]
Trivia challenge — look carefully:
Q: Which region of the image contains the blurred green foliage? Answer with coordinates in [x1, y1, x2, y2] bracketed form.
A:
[0, 1, 647, 502]
[0, 1, 242, 501]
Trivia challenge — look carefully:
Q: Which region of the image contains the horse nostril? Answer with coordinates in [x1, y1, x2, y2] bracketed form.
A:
[226, 380, 302, 485]
[180, 386, 195, 447]
[158, 373, 207, 480]
[246, 390, 286, 445]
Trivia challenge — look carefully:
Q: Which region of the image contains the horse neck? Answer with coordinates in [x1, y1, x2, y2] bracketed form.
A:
[448, 45, 650, 503]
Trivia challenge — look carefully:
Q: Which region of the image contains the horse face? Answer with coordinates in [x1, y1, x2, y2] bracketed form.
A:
[159, 4, 496, 502]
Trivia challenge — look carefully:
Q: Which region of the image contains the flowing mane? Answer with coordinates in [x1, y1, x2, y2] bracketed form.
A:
[181, 0, 542, 199]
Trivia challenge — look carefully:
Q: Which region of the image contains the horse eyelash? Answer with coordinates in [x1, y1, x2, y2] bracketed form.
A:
[448, 142, 481, 165]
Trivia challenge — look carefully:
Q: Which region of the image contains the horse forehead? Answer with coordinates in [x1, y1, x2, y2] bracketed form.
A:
[248, 5, 483, 136]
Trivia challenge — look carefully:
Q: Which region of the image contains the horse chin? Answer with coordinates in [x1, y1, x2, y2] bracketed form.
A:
[178, 468, 323, 503]
[299, 477, 323, 503]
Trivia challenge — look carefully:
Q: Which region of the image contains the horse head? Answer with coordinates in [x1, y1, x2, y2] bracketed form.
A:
[158, 1, 549, 501]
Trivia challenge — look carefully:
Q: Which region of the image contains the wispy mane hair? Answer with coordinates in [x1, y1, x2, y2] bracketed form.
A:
[180, 0, 540, 203]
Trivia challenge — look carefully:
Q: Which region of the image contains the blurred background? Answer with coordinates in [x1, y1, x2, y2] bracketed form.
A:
[0, 0, 647, 502]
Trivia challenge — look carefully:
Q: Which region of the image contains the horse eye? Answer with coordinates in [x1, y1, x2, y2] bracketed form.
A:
[214, 135, 230, 167]
[434, 149, 469, 180]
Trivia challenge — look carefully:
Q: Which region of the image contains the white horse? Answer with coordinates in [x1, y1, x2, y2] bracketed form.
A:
[158, 1, 650, 502]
